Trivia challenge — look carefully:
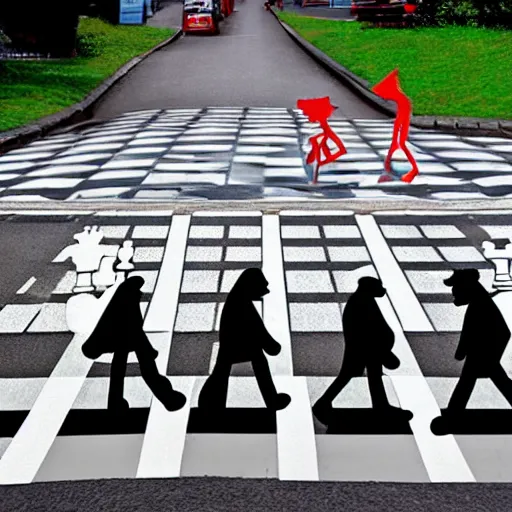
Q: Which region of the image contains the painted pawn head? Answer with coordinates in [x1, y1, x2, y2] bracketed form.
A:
[482, 239, 512, 291]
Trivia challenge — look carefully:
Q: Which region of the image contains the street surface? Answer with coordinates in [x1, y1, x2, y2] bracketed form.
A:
[91, 0, 382, 118]
[1, 108, 512, 201]
[0, 209, 511, 484]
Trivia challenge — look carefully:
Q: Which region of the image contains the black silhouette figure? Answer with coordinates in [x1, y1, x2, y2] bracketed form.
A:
[432, 269, 512, 434]
[313, 277, 411, 426]
[81, 276, 186, 413]
[198, 268, 291, 411]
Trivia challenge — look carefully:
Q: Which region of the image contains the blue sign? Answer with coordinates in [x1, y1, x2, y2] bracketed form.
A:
[119, 0, 145, 24]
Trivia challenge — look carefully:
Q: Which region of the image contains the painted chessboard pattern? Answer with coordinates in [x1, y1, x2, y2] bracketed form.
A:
[1, 108, 512, 201]
[2, 209, 512, 483]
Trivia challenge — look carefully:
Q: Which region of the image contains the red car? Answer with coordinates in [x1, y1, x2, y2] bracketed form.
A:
[183, 0, 221, 35]
[351, 0, 417, 24]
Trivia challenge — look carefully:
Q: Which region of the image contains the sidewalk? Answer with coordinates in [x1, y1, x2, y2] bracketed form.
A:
[147, 0, 184, 30]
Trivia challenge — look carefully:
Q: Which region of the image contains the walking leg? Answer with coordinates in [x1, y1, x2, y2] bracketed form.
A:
[137, 350, 186, 412]
[446, 363, 478, 413]
[367, 362, 391, 409]
[251, 352, 290, 410]
[490, 365, 512, 407]
[198, 356, 232, 410]
[108, 350, 129, 411]
[312, 359, 360, 425]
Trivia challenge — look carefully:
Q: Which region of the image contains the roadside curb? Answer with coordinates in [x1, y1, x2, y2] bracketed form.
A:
[271, 10, 512, 139]
[0, 29, 183, 154]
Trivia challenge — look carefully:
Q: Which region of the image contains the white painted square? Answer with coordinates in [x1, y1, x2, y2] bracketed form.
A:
[174, 303, 216, 331]
[228, 226, 261, 239]
[27, 303, 68, 332]
[220, 270, 245, 292]
[381, 225, 423, 239]
[133, 247, 165, 263]
[423, 303, 466, 332]
[128, 271, 158, 293]
[437, 246, 485, 262]
[420, 225, 466, 239]
[225, 247, 261, 262]
[479, 226, 512, 239]
[281, 226, 321, 239]
[405, 271, 454, 294]
[181, 271, 220, 293]
[323, 225, 361, 238]
[132, 225, 169, 239]
[327, 247, 370, 262]
[283, 247, 326, 262]
[186, 246, 223, 262]
[332, 265, 378, 293]
[0, 304, 43, 333]
[289, 303, 343, 332]
[392, 246, 443, 262]
[286, 271, 334, 293]
[189, 226, 224, 239]
[98, 226, 130, 239]
[53, 271, 76, 294]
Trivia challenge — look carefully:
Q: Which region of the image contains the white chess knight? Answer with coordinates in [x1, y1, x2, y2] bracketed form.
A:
[66, 273, 125, 336]
[54, 226, 134, 293]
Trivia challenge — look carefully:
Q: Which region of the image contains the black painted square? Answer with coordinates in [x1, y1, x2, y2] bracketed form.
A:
[187, 408, 277, 434]
[58, 408, 150, 436]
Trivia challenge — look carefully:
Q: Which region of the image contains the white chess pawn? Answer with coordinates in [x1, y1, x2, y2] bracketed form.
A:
[482, 240, 512, 291]
[117, 241, 135, 272]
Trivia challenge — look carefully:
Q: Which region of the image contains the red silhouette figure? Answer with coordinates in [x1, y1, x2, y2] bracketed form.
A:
[372, 69, 419, 183]
[297, 97, 347, 184]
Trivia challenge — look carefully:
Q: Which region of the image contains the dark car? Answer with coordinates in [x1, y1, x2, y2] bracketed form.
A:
[351, 0, 418, 25]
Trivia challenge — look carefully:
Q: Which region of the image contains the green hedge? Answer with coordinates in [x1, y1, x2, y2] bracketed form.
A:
[416, 0, 512, 27]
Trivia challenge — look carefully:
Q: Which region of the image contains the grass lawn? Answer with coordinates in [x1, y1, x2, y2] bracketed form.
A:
[0, 18, 174, 133]
[276, 12, 512, 119]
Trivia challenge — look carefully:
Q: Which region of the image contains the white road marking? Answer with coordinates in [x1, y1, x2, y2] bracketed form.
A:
[0, 336, 90, 484]
[391, 376, 475, 482]
[0, 278, 123, 484]
[262, 215, 293, 375]
[275, 376, 319, 481]
[143, 215, 190, 332]
[136, 377, 195, 479]
[356, 214, 434, 332]
[209, 342, 220, 374]
[193, 211, 263, 217]
[280, 210, 355, 216]
[377, 296, 475, 482]
[94, 210, 175, 217]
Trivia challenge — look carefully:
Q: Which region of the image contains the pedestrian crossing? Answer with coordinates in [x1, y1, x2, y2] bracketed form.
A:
[2, 209, 512, 483]
[0, 108, 511, 201]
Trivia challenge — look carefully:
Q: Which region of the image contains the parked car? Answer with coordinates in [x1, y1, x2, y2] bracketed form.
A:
[182, 0, 221, 34]
[351, 0, 417, 25]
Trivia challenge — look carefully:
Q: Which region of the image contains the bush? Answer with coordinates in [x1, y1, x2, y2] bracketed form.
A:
[76, 28, 108, 57]
[415, 0, 512, 27]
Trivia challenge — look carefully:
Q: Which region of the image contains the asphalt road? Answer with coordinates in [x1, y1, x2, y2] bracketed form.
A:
[91, 0, 386, 120]
[1, 478, 511, 512]
[1, 210, 512, 509]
